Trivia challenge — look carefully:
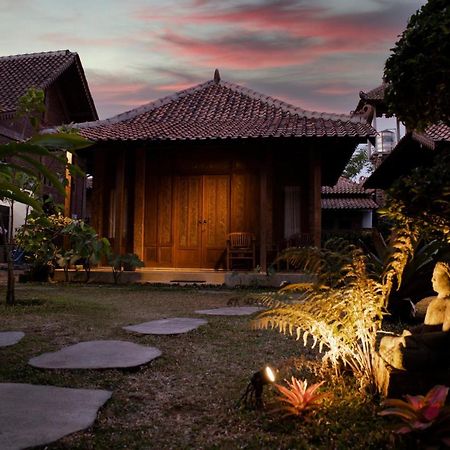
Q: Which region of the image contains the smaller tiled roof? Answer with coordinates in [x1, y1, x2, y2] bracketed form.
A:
[364, 123, 450, 189]
[322, 198, 379, 210]
[0, 50, 97, 118]
[76, 73, 376, 143]
[321, 177, 377, 210]
[354, 82, 389, 117]
[321, 177, 370, 195]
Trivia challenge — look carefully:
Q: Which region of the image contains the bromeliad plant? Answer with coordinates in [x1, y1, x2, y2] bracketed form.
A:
[274, 377, 327, 418]
[379, 385, 450, 448]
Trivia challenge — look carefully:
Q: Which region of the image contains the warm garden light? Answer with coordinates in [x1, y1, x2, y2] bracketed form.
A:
[239, 365, 277, 409]
[264, 365, 276, 383]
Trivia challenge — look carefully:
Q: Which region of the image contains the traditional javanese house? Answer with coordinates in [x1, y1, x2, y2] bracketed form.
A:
[77, 70, 376, 272]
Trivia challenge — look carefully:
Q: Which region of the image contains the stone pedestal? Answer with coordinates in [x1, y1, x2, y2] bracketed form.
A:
[374, 353, 450, 398]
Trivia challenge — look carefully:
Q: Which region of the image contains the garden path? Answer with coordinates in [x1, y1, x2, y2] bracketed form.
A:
[0, 331, 24, 347]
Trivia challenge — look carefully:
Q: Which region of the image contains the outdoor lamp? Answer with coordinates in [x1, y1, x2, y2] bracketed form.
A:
[239, 365, 276, 409]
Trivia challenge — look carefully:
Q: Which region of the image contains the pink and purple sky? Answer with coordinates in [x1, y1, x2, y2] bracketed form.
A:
[1, 0, 426, 119]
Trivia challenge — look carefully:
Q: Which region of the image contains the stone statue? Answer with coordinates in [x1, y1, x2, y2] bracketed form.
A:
[379, 262, 450, 371]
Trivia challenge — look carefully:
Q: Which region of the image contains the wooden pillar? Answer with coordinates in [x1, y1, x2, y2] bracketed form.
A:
[309, 148, 322, 247]
[92, 149, 105, 236]
[133, 147, 146, 262]
[115, 149, 127, 255]
[259, 149, 270, 272]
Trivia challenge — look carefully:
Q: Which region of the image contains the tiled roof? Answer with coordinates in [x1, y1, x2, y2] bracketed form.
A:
[0, 50, 96, 117]
[354, 82, 389, 116]
[76, 74, 376, 142]
[321, 177, 377, 210]
[364, 123, 450, 189]
[321, 177, 372, 195]
[359, 83, 387, 102]
[321, 198, 379, 210]
[413, 123, 450, 149]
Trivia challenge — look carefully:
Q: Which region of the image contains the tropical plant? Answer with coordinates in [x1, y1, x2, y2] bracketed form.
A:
[252, 227, 419, 394]
[108, 253, 144, 284]
[60, 220, 111, 282]
[273, 377, 327, 418]
[380, 150, 450, 244]
[0, 88, 91, 304]
[15, 214, 73, 280]
[16, 214, 110, 283]
[379, 385, 450, 448]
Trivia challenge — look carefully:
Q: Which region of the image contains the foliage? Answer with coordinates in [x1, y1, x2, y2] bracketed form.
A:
[273, 377, 327, 417]
[62, 220, 111, 282]
[15, 214, 71, 279]
[15, 87, 46, 132]
[0, 133, 90, 212]
[384, 0, 450, 130]
[342, 146, 372, 180]
[380, 150, 450, 243]
[272, 237, 357, 286]
[367, 230, 443, 308]
[253, 228, 418, 394]
[380, 385, 450, 448]
[16, 214, 110, 282]
[108, 253, 144, 284]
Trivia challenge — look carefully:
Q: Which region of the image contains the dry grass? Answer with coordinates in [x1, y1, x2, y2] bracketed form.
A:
[0, 284, 395, 449]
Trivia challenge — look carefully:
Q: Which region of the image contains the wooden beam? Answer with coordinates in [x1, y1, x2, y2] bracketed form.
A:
[259, 149, 270, 272]
[92, 149, 105, 236]
[115, 149, 126, 255]
[309, 148, 322, 247]
[133, 147, 146, 261]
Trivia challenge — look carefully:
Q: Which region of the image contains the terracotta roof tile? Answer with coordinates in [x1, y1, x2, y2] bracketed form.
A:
[321, 198, 379, 210]
[0, 50, 78, 114]
[77, 77, 376, 142]
[321, 177, 377, 210]
[321, 177, 372, 195]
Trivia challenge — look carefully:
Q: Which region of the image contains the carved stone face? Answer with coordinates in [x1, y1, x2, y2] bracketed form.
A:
[432, 264, 450, 297]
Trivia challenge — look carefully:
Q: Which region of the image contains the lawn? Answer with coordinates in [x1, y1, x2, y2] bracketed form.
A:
[0, 284, 396, 449]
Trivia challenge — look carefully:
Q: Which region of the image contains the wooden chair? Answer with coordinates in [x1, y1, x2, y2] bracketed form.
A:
[226, 232, 256, 271]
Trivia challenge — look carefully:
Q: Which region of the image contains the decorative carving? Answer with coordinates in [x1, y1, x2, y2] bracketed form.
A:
[351, 103, 375, 124]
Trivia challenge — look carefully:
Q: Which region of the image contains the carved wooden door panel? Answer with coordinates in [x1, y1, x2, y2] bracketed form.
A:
[173, 175, 229, 268]
[202, 175, 229, 268]
[174, 176, 203, 267]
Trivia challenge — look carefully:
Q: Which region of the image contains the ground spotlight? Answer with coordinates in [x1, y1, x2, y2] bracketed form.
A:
[239, 365, 276, 409]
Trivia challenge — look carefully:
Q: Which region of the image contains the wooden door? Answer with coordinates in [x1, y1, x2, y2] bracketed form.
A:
[174, 175, 229, 268]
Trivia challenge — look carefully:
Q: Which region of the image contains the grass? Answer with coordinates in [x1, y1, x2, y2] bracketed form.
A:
[0, 283, 401, 449]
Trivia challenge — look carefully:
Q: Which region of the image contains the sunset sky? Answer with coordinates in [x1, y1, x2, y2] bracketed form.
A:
[0, 0, 426, 119]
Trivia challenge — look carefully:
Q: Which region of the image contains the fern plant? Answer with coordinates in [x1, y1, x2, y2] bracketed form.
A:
[252, 228, 419, 394]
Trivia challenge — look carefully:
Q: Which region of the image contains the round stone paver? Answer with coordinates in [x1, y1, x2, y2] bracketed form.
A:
[124, 317, 207, 335]
[195, 306, 264, 316]
[28, 340, 162, 369]
[0, 331, 25, 348]
[0, 383, 111, 450]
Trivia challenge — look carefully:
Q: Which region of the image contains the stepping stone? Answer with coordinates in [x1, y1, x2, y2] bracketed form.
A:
[28, 340, 161, 369]
[195, 306, 264, 316]
[0, 331, 24, 348]
[124, 317, 207, 335]
[0, 383, 111, 450]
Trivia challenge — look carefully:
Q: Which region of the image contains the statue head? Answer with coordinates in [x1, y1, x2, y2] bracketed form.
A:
[432, 262, 450, 298]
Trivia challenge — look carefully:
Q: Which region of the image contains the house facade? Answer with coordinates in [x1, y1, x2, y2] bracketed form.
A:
[77, 71, 375, 271]
[0, 50, 98, 237]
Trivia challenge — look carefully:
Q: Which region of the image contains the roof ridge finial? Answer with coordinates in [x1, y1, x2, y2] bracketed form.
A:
[213, 68, 220, 84]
